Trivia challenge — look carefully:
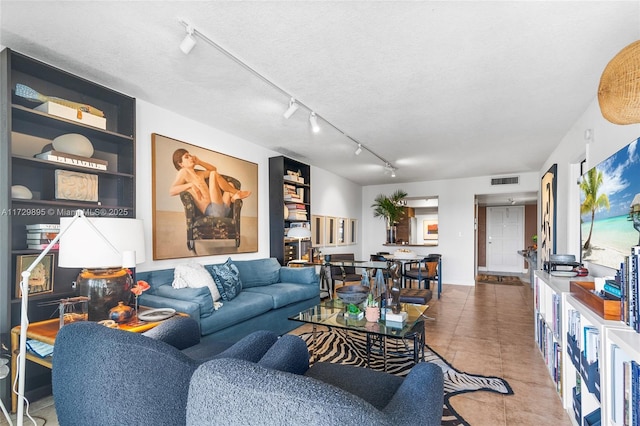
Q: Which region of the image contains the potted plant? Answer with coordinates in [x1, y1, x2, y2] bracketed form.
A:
[364, 293, 380, 322]
[371, 189, 408, 243]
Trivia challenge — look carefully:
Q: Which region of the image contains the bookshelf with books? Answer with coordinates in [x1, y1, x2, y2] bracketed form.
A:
[534, 271, 573, 401]
[0, 49, 136, 408]
[268, 156, 311, 265]
[562, 294, 628, 426]
[604, 328, 640, 426]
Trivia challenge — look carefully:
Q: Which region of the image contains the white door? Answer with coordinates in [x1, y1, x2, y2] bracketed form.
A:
[486, 206, 524, 273]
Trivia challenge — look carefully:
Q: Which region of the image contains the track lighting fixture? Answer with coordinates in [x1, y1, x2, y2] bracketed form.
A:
[177, 18, 398, 177]
[309, 112, 320, 133]
[180, 25, 197, 54]
[283, 98, 299, 119]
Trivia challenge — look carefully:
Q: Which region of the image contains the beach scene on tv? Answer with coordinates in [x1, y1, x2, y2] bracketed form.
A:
[581, 137, 640, 270]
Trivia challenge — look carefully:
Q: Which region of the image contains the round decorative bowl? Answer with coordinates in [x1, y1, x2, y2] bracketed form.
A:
[336, 285, 369, 305]
[108, 301, 135, 324]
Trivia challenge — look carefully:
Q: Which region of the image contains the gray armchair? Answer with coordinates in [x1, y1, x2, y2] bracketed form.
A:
[187, 335, 444, 426]
[52, 321, 290, 426]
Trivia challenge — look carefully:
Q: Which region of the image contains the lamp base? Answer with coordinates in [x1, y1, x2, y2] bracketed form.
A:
[77, 268, 133, 321]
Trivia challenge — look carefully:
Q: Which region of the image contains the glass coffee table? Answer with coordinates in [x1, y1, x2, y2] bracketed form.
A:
[290, 299, 430, 371]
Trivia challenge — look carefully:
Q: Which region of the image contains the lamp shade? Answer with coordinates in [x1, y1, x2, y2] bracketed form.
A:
[287, 227, 311, 239]
[58, 217, 145, 268]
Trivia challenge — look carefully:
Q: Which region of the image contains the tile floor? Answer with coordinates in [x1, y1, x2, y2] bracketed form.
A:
[1, 275, 572, 426]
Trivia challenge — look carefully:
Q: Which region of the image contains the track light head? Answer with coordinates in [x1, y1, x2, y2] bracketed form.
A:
[180, 25, 196, 54]
[309, 112, 320, 133]
[283, 98, 299, 119]
[354, 144, 362, 155]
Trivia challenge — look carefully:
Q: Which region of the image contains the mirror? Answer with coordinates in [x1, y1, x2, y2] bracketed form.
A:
[402, 197, 438, 246]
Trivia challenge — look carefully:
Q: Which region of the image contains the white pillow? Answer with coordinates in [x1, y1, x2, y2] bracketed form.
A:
[172, 262, 221, 302]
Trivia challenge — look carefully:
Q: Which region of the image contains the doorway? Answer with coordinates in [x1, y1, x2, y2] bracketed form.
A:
[486, 206, 524, 273]
[474, 192, 538, 278]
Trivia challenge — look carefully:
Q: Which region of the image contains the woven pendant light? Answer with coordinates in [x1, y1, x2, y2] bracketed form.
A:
[598, 40, 640, 125]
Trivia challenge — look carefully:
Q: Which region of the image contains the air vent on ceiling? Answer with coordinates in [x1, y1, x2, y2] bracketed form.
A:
[491, 176, 519, 186]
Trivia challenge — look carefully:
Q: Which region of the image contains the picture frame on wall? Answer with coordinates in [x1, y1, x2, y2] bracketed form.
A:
[311, 215, 325, 247]
[337, 218, 347, 245]
[15, 254, 54, 298]
[348, 218, 358, 244]
[423, 220, 439, 240]
[540, 164, 557, 266]
[151, 133, 258, 260]
[325, 216, 337, 246]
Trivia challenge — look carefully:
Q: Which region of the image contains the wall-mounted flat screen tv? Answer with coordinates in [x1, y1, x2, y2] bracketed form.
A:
[580, 137, 640, 270]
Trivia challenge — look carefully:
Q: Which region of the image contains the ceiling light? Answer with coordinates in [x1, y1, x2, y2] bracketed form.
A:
[354, 144, 362, 155]
[283, 98, 299, 119]
[180, 25, 196, 54]
[391, 170, 396, 178]
[177, 19, 398, 172]
[309, 112, 320, 133]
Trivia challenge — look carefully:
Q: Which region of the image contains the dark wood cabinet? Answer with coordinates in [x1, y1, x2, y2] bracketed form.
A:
[395, 207, 414, 244]
[268, 156, 311, 265]
[0, 49, 136, 407]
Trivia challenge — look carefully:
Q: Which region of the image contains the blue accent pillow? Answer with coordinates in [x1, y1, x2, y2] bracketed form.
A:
[206, 258, 242, 301]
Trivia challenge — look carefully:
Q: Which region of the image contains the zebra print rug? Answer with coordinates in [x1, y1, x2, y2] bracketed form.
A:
[296, 329, 513, 426]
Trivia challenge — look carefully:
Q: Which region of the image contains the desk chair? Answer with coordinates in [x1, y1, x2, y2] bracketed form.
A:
[403, 254, 441, 297]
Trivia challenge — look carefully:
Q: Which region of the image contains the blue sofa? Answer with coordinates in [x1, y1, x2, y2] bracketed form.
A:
[137, 258, 320, 342]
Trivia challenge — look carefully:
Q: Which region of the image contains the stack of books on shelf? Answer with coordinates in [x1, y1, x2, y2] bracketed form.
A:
[616, 245, 640, 333]
[283, 183, 301, 202]
[283, 170, 304, 184]
[285, 203, 308, 221]
[35, 150, 108, 171]
[611, 344, 639, 426]
[25, 223, 60, 249]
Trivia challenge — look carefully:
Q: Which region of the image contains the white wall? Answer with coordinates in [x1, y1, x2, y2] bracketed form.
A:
[362, 172, 539, 286]
[309, 166, 363, 257]
[541, 97, 640, 277]
[135, 99, 362, 272]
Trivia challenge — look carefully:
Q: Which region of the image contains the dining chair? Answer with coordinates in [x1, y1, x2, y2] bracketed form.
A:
[402, 254, 441, 294]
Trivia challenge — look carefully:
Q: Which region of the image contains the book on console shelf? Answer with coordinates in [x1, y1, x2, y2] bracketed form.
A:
[25, 223, 60, 231]
[28, 243, 59, 250]
[27, 238, 57, 245]
[26, 231, 59, 240]
[35, 150, 108, 171]
[26, 339, 54, 358]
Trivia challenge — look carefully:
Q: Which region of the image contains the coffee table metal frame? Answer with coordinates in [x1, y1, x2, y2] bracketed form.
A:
[290, 298, 429, 372]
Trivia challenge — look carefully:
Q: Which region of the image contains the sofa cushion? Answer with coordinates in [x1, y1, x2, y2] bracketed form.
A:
[137, 269, 175, 293]
[279, 266, 317, 286]
[206, 258, 242, 301]
[244, 283, 318, 309]
[172, 262, 221, 302]
[155, 285, 215, 318]
[200, 291, 274, 335]
[233, 258, 280, 288]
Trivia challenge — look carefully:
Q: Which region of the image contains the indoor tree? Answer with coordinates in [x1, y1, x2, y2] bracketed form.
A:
[371, 189, 408, 243]
[580, 167, 610, 250]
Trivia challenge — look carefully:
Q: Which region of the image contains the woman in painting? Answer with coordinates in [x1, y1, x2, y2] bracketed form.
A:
[169, 148, 251, 217]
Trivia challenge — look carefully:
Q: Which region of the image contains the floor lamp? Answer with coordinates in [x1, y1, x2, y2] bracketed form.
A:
[15, 210, 145, 426]
[287, 227, 311, 261]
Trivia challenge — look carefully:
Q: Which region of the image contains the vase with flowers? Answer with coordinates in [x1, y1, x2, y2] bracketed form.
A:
[131, 280, 150, 319]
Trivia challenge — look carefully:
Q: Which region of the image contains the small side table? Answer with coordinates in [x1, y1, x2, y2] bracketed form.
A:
[10, 310, 184, 412]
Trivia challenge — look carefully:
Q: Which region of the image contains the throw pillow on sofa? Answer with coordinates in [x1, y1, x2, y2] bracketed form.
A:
[207, 258, 243, 301]
[172, 262, 221, 302]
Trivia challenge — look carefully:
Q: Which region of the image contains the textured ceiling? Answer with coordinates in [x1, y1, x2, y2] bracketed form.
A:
[1, 1, 639, 189]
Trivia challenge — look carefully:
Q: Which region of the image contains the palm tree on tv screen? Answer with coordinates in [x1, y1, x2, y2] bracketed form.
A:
[580, 168, 610, 250]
